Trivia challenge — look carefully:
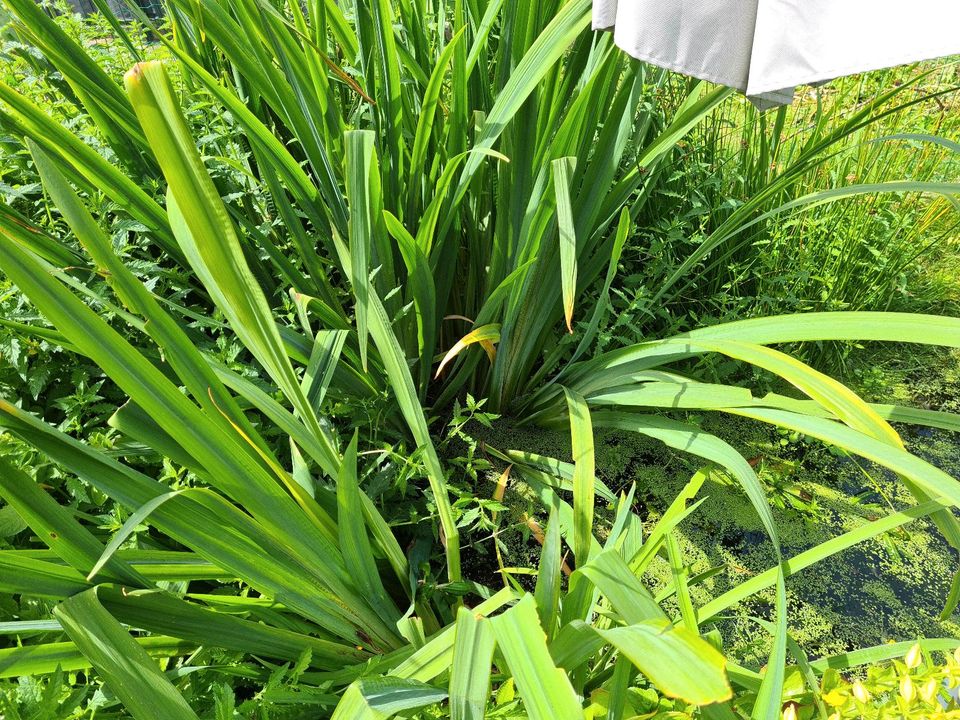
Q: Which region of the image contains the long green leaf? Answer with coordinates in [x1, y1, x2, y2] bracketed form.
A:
[55, 589, 200, 720]
[563, 388, 595, 568]
[577, 548, 665, 624]
[553, 157, 578, 332]
[590, 412, 780, 555]
[346, 129, 375, 370]
[809, 638, 960, 673]
[450, 0, 591, 209]
[533, 508, 562, 637]
[0, 401, 392, 649]
[727, 407, 960, 510]
[96, 586, 367, 668]
[0, 455, 145, 587]
[408, 28, 466, 214]
[698, 499, 946, 623]
[332, 678, 447, 720]
[750, 572, 787, 720]
[29, 140, 276, 469]
[338, 432, 399, 623]
[0, 636, 193, 679]
[488, 595, 582, 720]
[125, 61, 340, 478]
[449, 608, 495, 720]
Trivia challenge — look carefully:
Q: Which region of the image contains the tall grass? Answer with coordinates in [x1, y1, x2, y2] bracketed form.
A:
[0, 0, 960, 716]
[680, 63, 960, 314]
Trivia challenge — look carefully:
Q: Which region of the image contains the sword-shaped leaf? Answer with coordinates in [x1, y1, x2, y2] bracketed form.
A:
[553, 157, 578, 332]
[562, 387, 594, 567]
[488, 595, 582, 720]
[449, 608, 495, 720]
[125, 61, 340, 478]
[54, 589, 200, 720]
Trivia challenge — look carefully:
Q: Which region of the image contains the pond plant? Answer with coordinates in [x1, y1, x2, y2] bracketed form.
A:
[1, 0, 960, 717]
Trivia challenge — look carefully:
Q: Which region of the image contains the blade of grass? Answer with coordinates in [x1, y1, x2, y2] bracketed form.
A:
[698, 498, 945, 623]
[126, 61, 342, 479]
[533, 508, 562, 638]
[0, 400, 395, 649]
[0, 551, 90, 599]
[725, 407, 960, 517]
[0, 80, 176, 255]
[331, 678, 447, 720]
[590, 412, 780, 556]
[338, 432, 400, 622]
[408, 28, 465, 216]
[303, 330, 348, 414]
[96, 586, 367, 667]
[29, 140, 278, 470]
[577, 548, 665, 624]
[449, 0, 591, 212]
[809, 638, 960, 674]
[436, 324, 501, 378]
[665, 532, 697, 632]
[345, 129, 374, 370]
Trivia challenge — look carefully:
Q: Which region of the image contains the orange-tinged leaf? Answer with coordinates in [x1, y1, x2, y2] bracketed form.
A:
[435, 324, 501, 378]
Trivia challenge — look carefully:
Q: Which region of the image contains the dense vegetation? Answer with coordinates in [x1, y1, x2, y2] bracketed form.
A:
[0, 0, 959, 717]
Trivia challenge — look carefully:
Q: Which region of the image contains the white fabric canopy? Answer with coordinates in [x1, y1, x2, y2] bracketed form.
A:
[595, 0, 960, 108]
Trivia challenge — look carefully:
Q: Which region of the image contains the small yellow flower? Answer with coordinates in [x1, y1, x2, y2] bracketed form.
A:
[901, 675, 916, 703]
[782, 703, 798, 720]
[920, 677, 940, 703]
[905, 643, 923, 669]
[852, 680, 871, 703]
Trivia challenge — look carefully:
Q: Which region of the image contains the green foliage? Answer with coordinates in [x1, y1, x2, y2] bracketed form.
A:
[604, 65, 960, 366]
[795, 643, 960, 719]
[0, 1, 959, 718]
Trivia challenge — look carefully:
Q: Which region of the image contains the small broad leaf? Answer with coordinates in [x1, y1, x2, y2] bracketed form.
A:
[0, 505, 27, 538]
[331, 677, 447, 720]
[599, 620, 731, 705]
